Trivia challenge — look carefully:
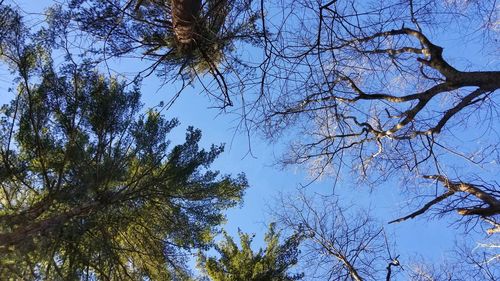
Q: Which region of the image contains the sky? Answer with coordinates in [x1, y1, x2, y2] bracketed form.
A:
[2, 0, 493, 277]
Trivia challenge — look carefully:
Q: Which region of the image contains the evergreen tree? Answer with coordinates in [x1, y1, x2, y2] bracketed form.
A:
[0, 33, 247, 279]
[63, 0, 261, 106]
[198, 224, 303, 281]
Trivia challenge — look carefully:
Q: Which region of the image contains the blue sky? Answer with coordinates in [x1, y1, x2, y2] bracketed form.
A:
[3, 0, 493, 277]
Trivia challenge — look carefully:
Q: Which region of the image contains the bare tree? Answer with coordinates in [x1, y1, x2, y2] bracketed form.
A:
[406, 238, 499, 281]
[252, 0, 499, 233]
[272, 191, 500, 281]
[272, 192, 402, 281]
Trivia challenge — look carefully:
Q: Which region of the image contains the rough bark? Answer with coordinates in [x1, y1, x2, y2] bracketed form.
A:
[171, 0, 202, 44]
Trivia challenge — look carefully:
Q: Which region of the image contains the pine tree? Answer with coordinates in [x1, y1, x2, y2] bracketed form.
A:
[0, 34, 247, 279]
[66, 0, 260, 106]
[198, 224, 303, 281]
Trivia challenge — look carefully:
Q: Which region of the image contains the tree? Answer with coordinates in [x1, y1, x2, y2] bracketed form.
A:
[3, 0, 498, 278]
[164, 0, 203, 44]
[273, 191, 500, 281]
[0, 14, 247, 278]
[272, 191, 401, 281]
[407, 243, 499, 281]
[198, 223, 303, 281]
[252, 0, 499, 233]
[62, 0, 261, 106]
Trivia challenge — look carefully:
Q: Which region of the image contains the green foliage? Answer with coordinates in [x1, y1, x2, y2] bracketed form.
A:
[0, 44, 247, 279]
[66, 0, 260, 77]
[198, 223, 303, 281]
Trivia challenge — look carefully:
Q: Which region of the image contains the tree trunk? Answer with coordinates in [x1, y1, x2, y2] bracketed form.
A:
[0, 201, 99, 248]
[171, 0, 202, 45]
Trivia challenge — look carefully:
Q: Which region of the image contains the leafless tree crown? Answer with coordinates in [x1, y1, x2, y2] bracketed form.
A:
[250, 0, 499, 233]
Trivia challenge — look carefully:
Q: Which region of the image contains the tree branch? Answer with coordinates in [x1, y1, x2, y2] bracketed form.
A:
[388, 190, 456, 224]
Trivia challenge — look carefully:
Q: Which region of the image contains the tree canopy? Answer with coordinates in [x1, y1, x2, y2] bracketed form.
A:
[252, 0, 500, 234]
[0, 0, 499, 280]
[0, 17, 247, 278]
[198, 223, 303, 281]
[60, 0, 261, 106]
